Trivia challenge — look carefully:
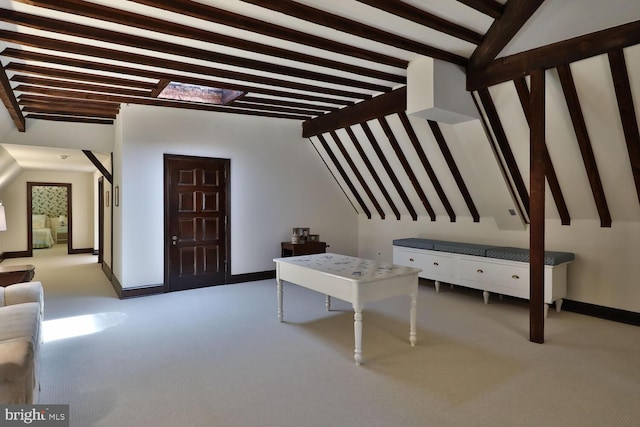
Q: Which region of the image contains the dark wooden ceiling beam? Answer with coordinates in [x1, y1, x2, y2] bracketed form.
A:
[20, 101, 119, 119]
[397, 113, 456, 222]
[556, 64, 611, 227]
[3, 48, 354, 106]
[0, 9, 391, 94]
[379, 116, 436, 221]
[6, 62, 157, 90]
[229, 101, 326, 117]
[330, 130, 386, 219]
[238, 0, 468, 66]
[425, 118, 481, 222]
[355, 0, 483, 45]
[302, 87, 406, 138]
[456, 0, 504, 19]
[15, 84, 312, 121]
[11, 75, 153, 97]
[21, 106, 117, 120]
[0, 64, 25, 132]
[468, 19, 640, 90]
[345, 126, 401, 220]
[513, 77, 570, 225]
[18, 93, 120, 110]
[15, 0, 404, 85]
[0, 29, 372, 102]
[468, 0, 545, 71]
[82, 150, 113, 184]
[25, 113, 113, 125]
[130, 0, 406, 68]
[316, 134, 372, 219]
[237, 96, 338, 113]
[360, 121, 417, 221]
[608, 49, 640, 206]
[477, 88, 530, 218]
[19, 98, 119, 113]
[471, 91, 527, 221]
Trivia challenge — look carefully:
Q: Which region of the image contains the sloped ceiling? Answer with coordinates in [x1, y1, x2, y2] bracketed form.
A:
[0, 0, 639, 227]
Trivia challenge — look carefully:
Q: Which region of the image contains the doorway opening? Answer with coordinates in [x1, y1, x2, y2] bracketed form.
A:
[27, 182, 72, 257]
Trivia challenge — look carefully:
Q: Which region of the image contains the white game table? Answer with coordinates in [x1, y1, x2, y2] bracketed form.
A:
[273, 253, 421, 365]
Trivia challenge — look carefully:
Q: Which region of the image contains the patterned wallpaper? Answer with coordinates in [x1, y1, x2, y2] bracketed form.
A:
[32, 185, 68, 217]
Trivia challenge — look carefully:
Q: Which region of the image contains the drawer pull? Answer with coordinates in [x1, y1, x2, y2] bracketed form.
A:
[512, 274, 520, 279]
[409, 258, 414, 262]
[476, 269, 484, 274]
[433, 262, 439, 266]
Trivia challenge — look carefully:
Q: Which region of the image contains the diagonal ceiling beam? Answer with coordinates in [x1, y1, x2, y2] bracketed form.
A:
[468, 19, 640, 90]
[468, 0, 545, 71]
[330, 130, 386, 219]
[315, 134, 372, 219]
[513, 77, 570, 225]
[355, 0, 483, 45]
[397, 113, 455, 222]
[608, 49, 640, 206]
[344, 126, 401, 220]
[379, 116, 436, 221]
[302, 87, 406, 137]
[425, 118, 481, 223]
[239, 0, 468, 66]
[82, 150, 112, 184]
[0, 65, 25, 132]
[477, 87, 530, 218]
[556, 64, 611, 227]
[360, 121, 417, 221]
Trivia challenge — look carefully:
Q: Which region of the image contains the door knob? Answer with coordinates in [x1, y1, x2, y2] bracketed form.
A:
[172, 236, 178, 246]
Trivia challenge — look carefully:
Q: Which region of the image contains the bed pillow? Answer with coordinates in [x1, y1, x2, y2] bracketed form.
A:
[32, 214, 47, 229]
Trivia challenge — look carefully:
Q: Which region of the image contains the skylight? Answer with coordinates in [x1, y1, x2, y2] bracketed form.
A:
[157, 82, 244, 105]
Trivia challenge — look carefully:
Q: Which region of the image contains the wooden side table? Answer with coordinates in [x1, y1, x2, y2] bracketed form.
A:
[281, 241, 327, 257]
[0, 264, 36, 287]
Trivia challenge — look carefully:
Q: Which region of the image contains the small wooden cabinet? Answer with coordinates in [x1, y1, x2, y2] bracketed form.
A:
[281, 241, 327, 257]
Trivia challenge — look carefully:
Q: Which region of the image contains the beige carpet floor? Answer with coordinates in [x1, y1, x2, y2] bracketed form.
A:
[3, 245, 640, 426]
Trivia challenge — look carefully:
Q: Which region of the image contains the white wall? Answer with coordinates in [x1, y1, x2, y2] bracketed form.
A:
[358, 215, 640, 313]
[0, 169, 95, 251]
[113, 104, 358, 288]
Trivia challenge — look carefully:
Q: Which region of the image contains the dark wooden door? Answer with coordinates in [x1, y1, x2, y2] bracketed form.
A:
[164, 154, 229, 292]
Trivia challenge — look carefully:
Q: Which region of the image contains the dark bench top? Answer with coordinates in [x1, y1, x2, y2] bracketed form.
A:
[485, 247, 575, 266]
[393, 238, 574, 266]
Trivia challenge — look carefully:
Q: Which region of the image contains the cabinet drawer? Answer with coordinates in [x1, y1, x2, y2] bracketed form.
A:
[393, 247, 455, 282]
[459, 257, 528, 291]
[393, 247, 430, 270]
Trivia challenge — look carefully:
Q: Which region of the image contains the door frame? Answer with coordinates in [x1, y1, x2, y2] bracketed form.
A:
[163, 154, 231, 292]
[27, 182, 72, 256]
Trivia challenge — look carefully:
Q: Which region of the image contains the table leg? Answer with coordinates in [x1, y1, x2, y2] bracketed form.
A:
[277, 278, 283, 322]
[353, 305, 363, 365]
[409, 290, 417, 347]
[325, 295, 331, 311]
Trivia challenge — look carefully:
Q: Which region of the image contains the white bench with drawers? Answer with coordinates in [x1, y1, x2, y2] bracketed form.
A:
[392, 238, 574, 317]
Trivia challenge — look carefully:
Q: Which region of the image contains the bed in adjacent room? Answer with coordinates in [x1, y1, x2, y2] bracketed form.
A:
[32, 214, 54, 249]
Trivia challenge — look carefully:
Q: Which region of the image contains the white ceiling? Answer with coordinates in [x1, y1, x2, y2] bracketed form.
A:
[1, 143, 109, 172]
[0, 0, 638, 174]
